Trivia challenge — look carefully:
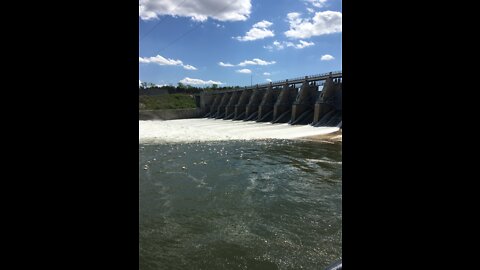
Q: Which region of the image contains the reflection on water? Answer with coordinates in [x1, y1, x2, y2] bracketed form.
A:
[140, 140, 342, 269]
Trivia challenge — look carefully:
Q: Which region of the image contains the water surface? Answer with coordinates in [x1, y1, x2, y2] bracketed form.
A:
[140, 140, 341, 269]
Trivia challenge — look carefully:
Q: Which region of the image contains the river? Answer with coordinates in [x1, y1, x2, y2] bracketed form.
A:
[139, 120, 342, 269]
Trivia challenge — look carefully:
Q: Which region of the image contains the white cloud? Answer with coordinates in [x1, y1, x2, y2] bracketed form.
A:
[238, 58, 276, 66]
[320, 54, 335, 61]
[304, 0, 328, 8]
[253, 20, 273, 28]
[139, 80, 142, 86]
[139, 55, 197, 70]
[236, 69, 252, 74]
[266, 78, 272, 82]
[264, 40, 284, 50]
[264, 40, 314, 50]
[306, 7, 315, 13]
[139, 0, 252, 22]
[235, 20, 274, 41]
[218, 61, 234, 67]
[285, 11, 342, 39]
[219, 58, 276, 67]
[287, 12, 302, 23]
[263, 72, 271, 76]
[139, 55, 182, 65]
[273, 40, 284, 48]
[179, 77, 223, 85]
[296, 40, 315, 48]
[183, 64, 197, 70]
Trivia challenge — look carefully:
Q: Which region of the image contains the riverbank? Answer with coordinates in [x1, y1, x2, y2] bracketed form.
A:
[297, 130, 342, 143]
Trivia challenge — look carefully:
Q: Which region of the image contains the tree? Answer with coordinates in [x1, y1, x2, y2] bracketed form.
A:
[177, 82, 186, 89]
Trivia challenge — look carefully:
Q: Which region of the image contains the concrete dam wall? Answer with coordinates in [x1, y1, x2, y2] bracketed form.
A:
[195, 72, 342, 128]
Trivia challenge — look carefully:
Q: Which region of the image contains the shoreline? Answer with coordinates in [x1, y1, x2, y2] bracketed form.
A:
[295, 129, 342, 143]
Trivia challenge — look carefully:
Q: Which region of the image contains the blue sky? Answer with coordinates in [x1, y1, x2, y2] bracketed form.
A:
[139, 0, 342, 87]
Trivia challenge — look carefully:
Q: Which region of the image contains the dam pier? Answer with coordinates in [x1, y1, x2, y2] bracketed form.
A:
[194, 71, 342, 128]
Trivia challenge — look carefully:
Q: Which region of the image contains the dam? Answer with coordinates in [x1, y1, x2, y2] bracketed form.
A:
[140, 72, 342, 143]
[194, 71, 342, 128]
[139, 73, 343, 269]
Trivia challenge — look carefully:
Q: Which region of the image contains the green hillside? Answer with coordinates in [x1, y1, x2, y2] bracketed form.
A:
[139, 94, 196, 110]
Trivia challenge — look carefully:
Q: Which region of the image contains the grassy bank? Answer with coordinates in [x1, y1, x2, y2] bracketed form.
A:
[139, 94, 196, 110]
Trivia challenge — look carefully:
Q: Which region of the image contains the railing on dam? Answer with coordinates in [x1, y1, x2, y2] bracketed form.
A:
[199, 71, 342, 94]
[266, 71, 342, 86]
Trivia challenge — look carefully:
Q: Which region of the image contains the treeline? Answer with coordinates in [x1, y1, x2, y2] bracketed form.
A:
[139, 82, 241, 95]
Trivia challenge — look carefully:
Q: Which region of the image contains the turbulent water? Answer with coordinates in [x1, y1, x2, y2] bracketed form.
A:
[140, 134, 342, 269]
[139, 119, 340, 143]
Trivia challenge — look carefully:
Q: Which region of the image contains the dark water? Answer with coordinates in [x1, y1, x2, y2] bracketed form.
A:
[139, 140, 342, 270]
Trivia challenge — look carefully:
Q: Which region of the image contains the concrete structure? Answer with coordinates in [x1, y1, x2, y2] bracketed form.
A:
[214, 92, 232, 119]
[272, 81, 297, 123]
[312, 77, 342, 127]
[205, 93, 223, 118]
[290, 77, 318, 125]
[224, 91, 241, 119]
[245, 86, 266, 121]
[233, 89, 252, 120]
[257, 83, 280, 122]
[194, 71, 342, 127]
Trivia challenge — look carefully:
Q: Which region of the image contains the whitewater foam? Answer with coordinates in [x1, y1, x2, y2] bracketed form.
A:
[139, 118, 339, 143]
